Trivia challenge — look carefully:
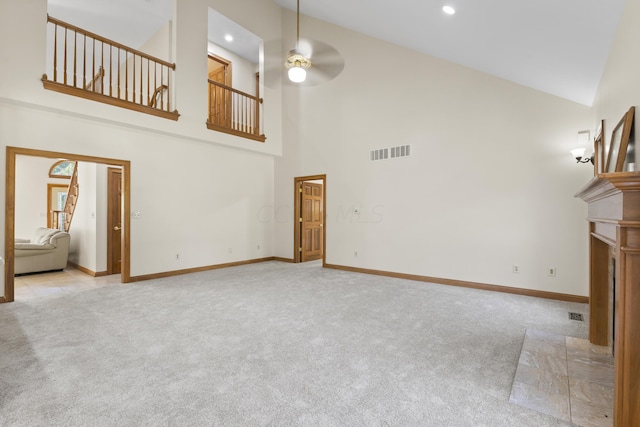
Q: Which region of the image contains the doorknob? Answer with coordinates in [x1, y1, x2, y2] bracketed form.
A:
[113, 225, 122, 231]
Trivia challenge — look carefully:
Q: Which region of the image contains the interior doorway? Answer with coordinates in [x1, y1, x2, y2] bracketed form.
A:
[294, 175, 326, 263]
[3, 147, 131, 304]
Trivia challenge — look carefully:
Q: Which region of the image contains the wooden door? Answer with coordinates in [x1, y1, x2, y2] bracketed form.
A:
[208, 55, 231, 127]
[107, 168, 122, 274]
[300, 182, 324, 261]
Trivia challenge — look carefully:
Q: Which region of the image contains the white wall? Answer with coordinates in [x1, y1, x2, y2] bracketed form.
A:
[66, 161, 108, 273]
[275, 11, 594, 296]
[592, 0, 639, 163]
[0, 0, 280, 298]
[15, 156, 69, 238]
[95, 164, 108, 273]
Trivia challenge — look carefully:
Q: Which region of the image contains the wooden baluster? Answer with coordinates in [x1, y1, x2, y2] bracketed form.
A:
[208, 82, 212, 123]
[109, 45, 112, 97]
[249, 99, 256, 134]
[91, 38, 95, 91]
[63, 28, 68, 85]
[146, 59, 149, 107]
[160, 65, 169, 110]
[152, 62, 157, 108]
[139, 56, 143, 105]
[53, 23, 58, 82]
[125, 51, 128, 101]
[117, 48, 121, 99]
[73, 31, 77, 87]
[82, 34, 86, 88]
[210, 82, 212, 123]
[131, 53, 136, 102]
[100, 41, 104, 94]
[234, 91, 237, 130]
[165, 66, 170, 111]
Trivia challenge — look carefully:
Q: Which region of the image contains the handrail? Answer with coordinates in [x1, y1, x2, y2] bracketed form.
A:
[207, 79, 263, 103]
[42, 15, 179, 121]
[47, 15, 175, 69]
[207, 79, 266, 142]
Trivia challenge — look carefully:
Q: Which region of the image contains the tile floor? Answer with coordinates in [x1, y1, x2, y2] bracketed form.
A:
[14, 267, 122, 300]
[510, 328, 614, 427]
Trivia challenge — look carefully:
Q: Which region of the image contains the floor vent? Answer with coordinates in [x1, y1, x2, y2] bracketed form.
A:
[568, 312, 584, 321]
[370, 145, 411, 162]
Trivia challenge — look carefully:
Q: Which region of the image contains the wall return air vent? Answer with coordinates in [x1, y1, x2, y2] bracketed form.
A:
[370, 145, 411, 162]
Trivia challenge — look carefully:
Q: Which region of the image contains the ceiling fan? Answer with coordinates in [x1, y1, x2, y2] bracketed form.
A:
[281, 0, 344, 85]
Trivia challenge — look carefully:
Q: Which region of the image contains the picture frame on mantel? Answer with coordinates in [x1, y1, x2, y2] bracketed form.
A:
[593, 120, 605, 175]
[605, 106, 635, 173]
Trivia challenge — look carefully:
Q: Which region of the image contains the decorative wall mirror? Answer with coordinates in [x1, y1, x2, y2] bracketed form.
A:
[605, 106, 635, 173]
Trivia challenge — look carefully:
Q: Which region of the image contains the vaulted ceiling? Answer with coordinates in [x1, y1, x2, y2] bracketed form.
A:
[48, 0, 626, 106]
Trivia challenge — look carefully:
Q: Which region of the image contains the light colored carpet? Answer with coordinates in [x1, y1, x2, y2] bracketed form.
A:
[0, 260, 587, 426]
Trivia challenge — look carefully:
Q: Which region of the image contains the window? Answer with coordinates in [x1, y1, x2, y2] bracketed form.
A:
[49, 160, 75, 179]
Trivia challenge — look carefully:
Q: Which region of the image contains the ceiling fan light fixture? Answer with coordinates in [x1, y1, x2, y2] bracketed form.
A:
[288, 65, 307, 83]
[286, 49, 311, 83]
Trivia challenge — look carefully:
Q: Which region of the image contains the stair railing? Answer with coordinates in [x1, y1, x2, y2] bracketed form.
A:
[62, 162, 79, 232]
[42, 15, 179, 120]
[207, 79, 266, 142]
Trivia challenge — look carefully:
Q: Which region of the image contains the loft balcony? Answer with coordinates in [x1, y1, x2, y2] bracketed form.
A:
[207, 79, 266, 142]
[42, 15, 179, 121]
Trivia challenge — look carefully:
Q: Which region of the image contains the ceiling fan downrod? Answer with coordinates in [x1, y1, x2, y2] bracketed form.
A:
[286, 0, 311, 83]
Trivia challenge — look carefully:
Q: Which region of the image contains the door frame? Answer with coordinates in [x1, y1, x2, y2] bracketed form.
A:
[3, 146, 131, 303]
[293, 175, 326, 265]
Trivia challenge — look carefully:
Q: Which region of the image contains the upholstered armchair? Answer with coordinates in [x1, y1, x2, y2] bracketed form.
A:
[15, 227, 70, 275]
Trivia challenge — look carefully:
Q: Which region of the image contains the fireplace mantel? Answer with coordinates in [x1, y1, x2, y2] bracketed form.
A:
[575, 172, 640, 427]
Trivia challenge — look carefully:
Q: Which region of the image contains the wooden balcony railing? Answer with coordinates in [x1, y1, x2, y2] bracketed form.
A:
[42, 15, 179, 121]
[207, 80, 266, 142]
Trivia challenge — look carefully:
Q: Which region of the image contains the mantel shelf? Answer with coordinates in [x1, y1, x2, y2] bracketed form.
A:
[575, 172, 640, 202]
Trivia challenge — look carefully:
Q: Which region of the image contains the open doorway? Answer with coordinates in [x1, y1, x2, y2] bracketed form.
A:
[293, 175, 326, 264]
[3, 147, 131, 303]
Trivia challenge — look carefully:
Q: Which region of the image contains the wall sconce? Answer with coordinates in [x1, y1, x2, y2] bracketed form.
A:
[571, 130, 593, 164]
[571, 147, 594, 164]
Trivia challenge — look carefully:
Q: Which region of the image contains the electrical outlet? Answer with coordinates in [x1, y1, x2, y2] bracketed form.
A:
[512, 264, 520, 273]
[175, 253, 180, 261]
[547, 267, 556, 277]
[354, 250, 358, 257]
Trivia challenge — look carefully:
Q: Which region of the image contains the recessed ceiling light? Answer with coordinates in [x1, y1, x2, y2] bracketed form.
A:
[442, 5, 456, 15]
[224, 34, 233, 42]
